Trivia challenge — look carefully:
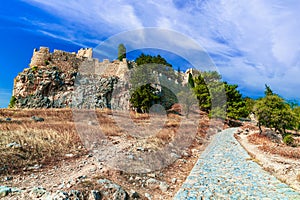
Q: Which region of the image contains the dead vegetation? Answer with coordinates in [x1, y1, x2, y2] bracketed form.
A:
[248, 133, 273, 145]
[0, 108, 131, 174]
[0, 109, 85, 174]
[0, 108, 213, 175]
[0, 108, 217, 199]
[247, 132, 300, 159]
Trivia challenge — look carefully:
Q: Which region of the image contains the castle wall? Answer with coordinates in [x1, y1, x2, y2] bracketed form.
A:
[13, 46, 131, 110]
[77, 48, 93, 58]
[28, 46, 128, 78]
[29, 47, 51, 67]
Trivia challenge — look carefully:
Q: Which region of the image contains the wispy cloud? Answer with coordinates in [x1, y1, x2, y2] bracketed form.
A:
[21, 0, 300, 99]
[22, 0, 143, 40]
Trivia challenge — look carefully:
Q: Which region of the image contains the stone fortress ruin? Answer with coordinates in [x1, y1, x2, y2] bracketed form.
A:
[12, 46, 194, 110]
[29, 47, 130, 79]
[12, 46, 134, 109]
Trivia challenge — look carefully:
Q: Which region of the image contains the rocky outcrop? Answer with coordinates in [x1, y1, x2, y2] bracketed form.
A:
[12, 47, 131, 110]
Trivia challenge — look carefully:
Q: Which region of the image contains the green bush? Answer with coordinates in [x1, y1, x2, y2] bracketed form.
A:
[31, 66, 38, 71]
[283, 134, 294, 146]
[8, 96, 16, 108]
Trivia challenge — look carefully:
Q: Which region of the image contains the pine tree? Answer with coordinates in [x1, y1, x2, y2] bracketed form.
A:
[264, 84, 273, 96]
[188, 73, 195, 88]
[254, 86, 295, 134]
[118, 44, 126, 61]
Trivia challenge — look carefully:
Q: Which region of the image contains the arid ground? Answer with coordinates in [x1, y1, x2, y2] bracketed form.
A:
[1, 109, 300, 199]
[0, 108, 223, 199]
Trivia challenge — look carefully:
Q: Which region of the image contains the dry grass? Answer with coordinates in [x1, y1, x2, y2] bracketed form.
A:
[297, 174, 300, 182]
[0, 108, 85, 174]
[247, 133, 300, 159]
[258, 145, 300, 159]
[294, 137, 300, 146]
[0, 128, 81, 173]
[248, 133, 273, 145]
[0, 108, 127, 174]
[0, 108, 212, 177]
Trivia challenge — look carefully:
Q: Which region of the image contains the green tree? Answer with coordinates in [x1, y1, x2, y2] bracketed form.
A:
[130, 84, 160, 113]
[8, 96, 16, 108]
[244, 97, 256, 116]
[176, 67, 182, 85]
[177, 86, 197, 118]
[293, 106, 300, 132]
[193, 71, 224, 115]
[159, 85, 178, 110]
[254, 86, 295, 134]
[135, 54, 172, 67]
[193, 72, 252, 119]
[224, 83, 249, 119]
[130, 55, 178, 113]
[118, 44, 126, 61]
[193, 73, 211, 112]
[264, 84, 273, 96]
[188, 73, 195, 88]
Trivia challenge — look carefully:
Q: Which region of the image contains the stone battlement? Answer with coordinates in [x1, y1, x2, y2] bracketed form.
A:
[29, 47, 93, 67]
[13, 46, 131, 110]
[29, 46, 129, 79]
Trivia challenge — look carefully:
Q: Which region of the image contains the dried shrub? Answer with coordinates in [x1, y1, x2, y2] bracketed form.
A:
[248, 133, 272, 145]
[248, 132, 300, 159]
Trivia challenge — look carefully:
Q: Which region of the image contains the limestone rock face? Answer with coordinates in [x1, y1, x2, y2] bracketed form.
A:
[12, 47, 131, 110]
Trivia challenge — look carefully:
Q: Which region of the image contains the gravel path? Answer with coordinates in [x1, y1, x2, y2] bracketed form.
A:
[174, 128, 300, 199]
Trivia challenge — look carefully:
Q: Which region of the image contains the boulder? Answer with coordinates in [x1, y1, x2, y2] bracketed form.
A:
[31, 116, 44, 122]
[97, 179, 129, 200]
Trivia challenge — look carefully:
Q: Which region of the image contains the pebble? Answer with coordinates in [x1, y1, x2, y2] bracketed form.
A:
[90, 190, 101, 200]
[65, 153, 74, 157]
[6, 142, 22, 148]
[159, 181, 169, 193]
[174, 128, 300, 199]
[0, 186, 11, 197]
[171, 178, 177, 184]
[4, 176, 13, 181]
[145, 192, 152, 200]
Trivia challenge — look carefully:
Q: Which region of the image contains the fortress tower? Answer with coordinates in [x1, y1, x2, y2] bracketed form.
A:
[77, 48, 93, 58]
[29, 47, 51, 67]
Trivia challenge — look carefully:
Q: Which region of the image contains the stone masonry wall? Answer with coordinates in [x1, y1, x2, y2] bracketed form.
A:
[13, 47, 131, 110]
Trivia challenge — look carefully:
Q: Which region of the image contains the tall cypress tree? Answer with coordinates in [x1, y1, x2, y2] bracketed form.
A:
[118, 44, 126, 61]
[188, 73, 195, 88]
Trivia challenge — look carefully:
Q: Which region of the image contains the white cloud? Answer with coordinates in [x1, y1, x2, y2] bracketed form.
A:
[21, 0, 300, 99]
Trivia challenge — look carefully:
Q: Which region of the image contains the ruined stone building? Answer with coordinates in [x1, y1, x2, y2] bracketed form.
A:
[12, 46, 192, 110]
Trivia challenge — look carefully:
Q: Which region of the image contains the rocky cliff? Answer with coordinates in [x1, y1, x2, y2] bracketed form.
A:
[12, 47, 131, 110]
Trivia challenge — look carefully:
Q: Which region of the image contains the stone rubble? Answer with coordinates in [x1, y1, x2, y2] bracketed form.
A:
[0, 178, 138, 200]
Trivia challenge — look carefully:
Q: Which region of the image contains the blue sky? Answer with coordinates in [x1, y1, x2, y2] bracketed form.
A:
[1, 0, 300, 107]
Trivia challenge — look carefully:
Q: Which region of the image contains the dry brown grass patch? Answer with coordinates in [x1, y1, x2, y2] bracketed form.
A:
[247, 132, 300, 159]
[0, 128, 83, 174]
[297, 174, 300, 182]
[248, 133, 272, 145]
[258, 145, 300, 159]
[0, 108, 86, 174]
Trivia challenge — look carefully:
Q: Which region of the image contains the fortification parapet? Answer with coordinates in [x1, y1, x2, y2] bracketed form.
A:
[77, 48, 93, 58]
[29, 47, 51, 67]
